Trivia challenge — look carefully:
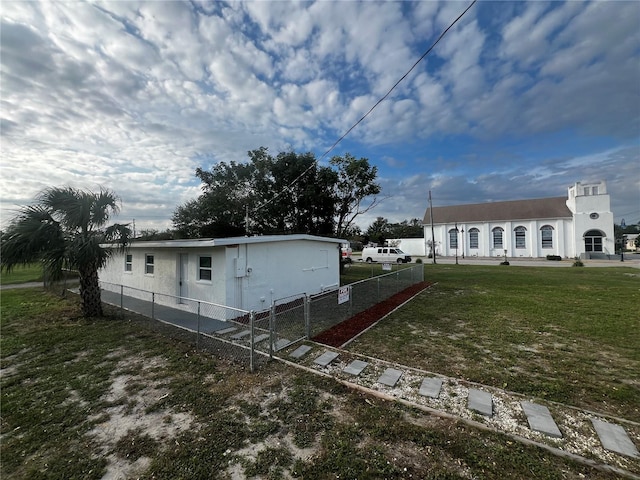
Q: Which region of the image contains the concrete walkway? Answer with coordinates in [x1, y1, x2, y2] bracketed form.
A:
[274, 341, 640, 476]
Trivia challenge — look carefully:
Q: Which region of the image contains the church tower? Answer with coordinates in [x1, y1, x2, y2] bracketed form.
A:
[566, 181, 615, 257]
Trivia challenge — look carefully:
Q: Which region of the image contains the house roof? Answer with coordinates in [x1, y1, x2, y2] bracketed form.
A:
[423, 197, 572, 225]
[119, 234, 348, 249]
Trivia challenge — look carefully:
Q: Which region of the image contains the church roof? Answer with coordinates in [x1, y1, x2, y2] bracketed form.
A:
[423, 197, 572, 225]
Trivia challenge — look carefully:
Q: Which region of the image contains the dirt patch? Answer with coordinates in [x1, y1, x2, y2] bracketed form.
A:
[87, 355, 197, 480]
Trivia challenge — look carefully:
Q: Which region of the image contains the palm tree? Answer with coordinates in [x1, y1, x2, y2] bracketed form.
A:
[1, 186, 130, 317]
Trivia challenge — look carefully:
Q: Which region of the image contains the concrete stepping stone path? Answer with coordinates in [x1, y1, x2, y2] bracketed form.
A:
[230, 329, 251, 340]
[314, 351, 339, 367]
[591, 418, 639, 458]
[273, 338, 291, 351]
[521, 401, 562, 438]
[216, 327, 237, 335]
[378, 368, 403, 387]
[253, 334, 269, 343]
[418, 377, 443, 398]
[289, 345, 312, 359]
[468, 388, 493, 417]
[343, 360, 368, 376]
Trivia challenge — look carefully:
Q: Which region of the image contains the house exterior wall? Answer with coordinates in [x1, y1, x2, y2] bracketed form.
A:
[224, 239, 341, 312]
[99, 236, 342, 314]
[99, 247, 228, 305]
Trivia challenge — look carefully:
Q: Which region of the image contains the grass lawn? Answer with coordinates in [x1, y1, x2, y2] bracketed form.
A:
[0, 263, 43, 285]
[348, 264, 640, 421]
[0, 287, 625, 479]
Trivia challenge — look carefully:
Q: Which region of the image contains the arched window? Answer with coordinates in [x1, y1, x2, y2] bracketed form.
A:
[492, 227, 504, 249]
[469, 228, 479, 249]
[540, 225, 554, 249]
[514, 226, 526, 249]
[584, 229, 604, 252]
[448, 228, 458, 249]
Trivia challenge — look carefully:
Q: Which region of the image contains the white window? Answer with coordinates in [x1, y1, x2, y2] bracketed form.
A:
[198, 256, 212, 281]
[492, 227, 504, 249]
[515, 226, 526, 249]
[541, 226, 554, 249]
[592, 186, 598, 195]
[125, 254, 133, 272]
[469, 228, 479, 249]
[449, 229, 458, 249]
[145, 254, 154, 275]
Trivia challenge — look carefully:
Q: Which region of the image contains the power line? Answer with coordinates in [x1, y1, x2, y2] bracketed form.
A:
[253, 0, 477, 215]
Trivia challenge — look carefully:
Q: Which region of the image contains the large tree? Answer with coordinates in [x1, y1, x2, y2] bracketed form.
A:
[173, 148, 380, 239]
[331, 153, 382, 238]
[1, 187, 130, 317]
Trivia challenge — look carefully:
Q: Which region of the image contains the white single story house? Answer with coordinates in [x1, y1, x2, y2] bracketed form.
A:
[422, 180, 615, 259]
[99, 234, 346, 313]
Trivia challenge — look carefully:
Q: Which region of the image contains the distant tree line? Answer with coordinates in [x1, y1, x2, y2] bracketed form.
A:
[358, 217, 423, 247]
[172, 147, 381, 239]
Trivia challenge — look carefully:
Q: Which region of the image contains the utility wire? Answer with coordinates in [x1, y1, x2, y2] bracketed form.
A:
[253, 0, 477, 214]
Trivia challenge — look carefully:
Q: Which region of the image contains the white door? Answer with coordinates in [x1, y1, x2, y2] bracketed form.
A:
[178, 254, 189, 302]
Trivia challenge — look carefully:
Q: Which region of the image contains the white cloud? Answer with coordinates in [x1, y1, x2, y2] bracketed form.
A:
[1, 0, 638, 232]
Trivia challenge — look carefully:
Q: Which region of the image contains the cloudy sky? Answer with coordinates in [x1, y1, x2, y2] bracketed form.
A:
[1, 0, 639, 233]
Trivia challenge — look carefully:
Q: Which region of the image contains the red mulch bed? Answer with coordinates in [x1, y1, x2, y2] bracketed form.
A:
[312, 281, 433, 348]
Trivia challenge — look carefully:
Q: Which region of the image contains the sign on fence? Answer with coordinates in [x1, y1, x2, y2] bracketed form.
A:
[382, 263, 392, 271]
[338, 286, 350, 305]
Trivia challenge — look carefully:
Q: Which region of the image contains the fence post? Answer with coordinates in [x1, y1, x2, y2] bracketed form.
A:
[269, 303, 275, 360]
[250, 311, 255, 373]
[396, 271, 400, 293]
[196, 302, 201, 351]
[304, 294, 310, 339]
[349, 285, 353, 317]
[151, 292, 155, 320]
[120, 284, 124, 317]
[377, 277, 380, 301]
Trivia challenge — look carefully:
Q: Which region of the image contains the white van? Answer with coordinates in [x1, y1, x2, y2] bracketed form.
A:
[361, 246, 411, 264]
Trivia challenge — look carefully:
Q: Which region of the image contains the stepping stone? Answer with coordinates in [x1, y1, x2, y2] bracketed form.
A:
[314, 351, 339, 367]
[253, 334, 269, 343]
[290, 345, 312, 359]
[419, 377, 443, 398]
[273, 338, 291, 351]
[591, 418, 639, 458]
[343, 360, 368, 376]
[216, 327, 237, 335]
[468, 388, 493, 417]
[230, 329, 251, 340]
[378, 368, 403, 387]
[521, 401, 562, 438]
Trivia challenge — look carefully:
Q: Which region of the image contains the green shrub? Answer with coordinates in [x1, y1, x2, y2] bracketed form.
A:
[572, 257, 584, 267]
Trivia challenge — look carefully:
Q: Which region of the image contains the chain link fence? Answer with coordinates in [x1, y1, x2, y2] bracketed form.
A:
[99, 281, 265, 371]
[99, 264, 424, 370]
[273, 264, 424, 340]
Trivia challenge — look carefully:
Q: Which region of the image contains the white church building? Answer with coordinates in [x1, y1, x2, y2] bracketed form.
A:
[422, 180, 615, 259]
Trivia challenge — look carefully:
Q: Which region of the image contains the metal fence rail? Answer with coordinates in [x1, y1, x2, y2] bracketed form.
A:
[273, 264, 424, 341]
[99, 264, 424, 370]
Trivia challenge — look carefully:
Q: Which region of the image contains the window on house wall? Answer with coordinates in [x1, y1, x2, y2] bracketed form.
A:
[198, 256, 212, 281]
[583, 187, 590, 195]
[541, 226, 554, 249]
[492, 227, 504, 249]
[515, 226, 526, 249]
[145, 254, 154, 274]
[448, 229, 458, 249]
[592, 186, 598, 195]
[125, 254, 133, 272]
[469, 228, 479, 249]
